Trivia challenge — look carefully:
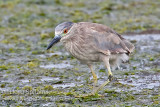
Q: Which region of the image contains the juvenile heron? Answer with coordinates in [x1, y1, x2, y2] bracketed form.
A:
[47, 22, 134, 95]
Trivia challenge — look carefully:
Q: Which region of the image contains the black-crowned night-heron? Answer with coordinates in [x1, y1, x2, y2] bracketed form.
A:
[47, 22, 134, 95]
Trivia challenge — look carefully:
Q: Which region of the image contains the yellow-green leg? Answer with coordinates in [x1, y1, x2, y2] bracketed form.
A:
[75, 59, 113, 97]
[75, 65, 98, 98]
[91, 57, 113, 94]
[88, 65, 98, 86]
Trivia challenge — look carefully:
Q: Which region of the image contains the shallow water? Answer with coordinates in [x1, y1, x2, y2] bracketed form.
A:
[0, 0, 160, 106]
[41, 77, 60, 82]
[53, 83, 78, 88]
[40, 63, 73, 69]
[124, 34, 160, 41]
[119, 73, 160, 90]
[1, 33, 160, 106]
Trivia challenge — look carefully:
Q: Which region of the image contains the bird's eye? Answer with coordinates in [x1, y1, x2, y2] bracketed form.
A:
[63, 29, 68, 34]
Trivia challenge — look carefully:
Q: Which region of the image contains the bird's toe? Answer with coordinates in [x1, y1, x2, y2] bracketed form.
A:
[108, 74, 113, 81]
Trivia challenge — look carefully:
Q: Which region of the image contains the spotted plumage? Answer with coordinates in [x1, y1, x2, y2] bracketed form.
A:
[47, 22, 134, 96]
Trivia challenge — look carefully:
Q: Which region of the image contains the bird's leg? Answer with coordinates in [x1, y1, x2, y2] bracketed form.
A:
[91, 57, 113, 94]
[88, 65, 98, 86]
[107, 63, 113, 81]
[75, 65, 99, 98]
[77, 60, 112, 97]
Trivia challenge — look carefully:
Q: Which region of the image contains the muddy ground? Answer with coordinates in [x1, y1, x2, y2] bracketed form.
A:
[0, 0, 160, 106]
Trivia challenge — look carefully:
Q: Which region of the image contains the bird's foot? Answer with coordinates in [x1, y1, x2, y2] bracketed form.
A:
[108, 74, 113, 81]
[92, 79, 111, 94]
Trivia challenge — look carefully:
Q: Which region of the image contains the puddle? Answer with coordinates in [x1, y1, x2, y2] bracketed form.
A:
[36, 52, 69, 58]
[1, 79, 14, 83]
[37, 54, 46, 58]
[41, 77, 59, 82]
[46, 52, 69, 57]
[124, 34, 160, 41]
[53, 83, 81, 88]
[21, 79, 29, 83]
[0, 88, 11, 92]
[42, 103, 55, 107]
[40, 63, 73, 69]
[119, 74, 160, 90]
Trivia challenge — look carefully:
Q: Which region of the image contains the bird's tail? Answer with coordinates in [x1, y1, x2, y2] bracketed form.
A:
[123, 39, 135, 54]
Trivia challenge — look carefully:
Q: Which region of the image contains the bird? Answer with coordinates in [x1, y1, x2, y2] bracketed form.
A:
[47, 22, 134, 96]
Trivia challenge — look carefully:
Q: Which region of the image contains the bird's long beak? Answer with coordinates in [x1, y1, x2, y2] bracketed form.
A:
[47, 35, 61, 50]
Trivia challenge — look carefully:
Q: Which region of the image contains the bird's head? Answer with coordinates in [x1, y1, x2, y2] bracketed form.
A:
[47, 22, 73, 50]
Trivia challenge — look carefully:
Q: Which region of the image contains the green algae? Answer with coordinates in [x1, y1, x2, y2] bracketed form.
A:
[1, 84, 6, 88]
[99, 69, 106, 73]
[0, 0, 160, 106]
[22, 86, 32, 91]
[26, 62, 39, 68]
[0, 65, 8, 71]
[44, 85, 54, 91]
[22, 71, 31, 75]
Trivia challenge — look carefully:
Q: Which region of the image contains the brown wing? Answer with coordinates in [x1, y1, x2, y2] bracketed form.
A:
[77, 22, 134, 55]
